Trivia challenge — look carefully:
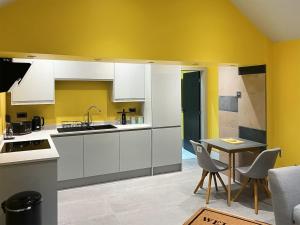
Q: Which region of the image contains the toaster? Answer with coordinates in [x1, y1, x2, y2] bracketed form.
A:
[12, 121, 32, 135]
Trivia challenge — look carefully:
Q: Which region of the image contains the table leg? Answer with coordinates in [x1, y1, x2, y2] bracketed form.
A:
[207, 144, 212, 154]
[199, 144, 212, 188]
[233, 153, 236, 183]
[227, 152, 232, 206]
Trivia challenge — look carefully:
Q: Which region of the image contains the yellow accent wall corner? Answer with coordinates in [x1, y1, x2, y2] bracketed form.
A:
[269, 39, 300, 167]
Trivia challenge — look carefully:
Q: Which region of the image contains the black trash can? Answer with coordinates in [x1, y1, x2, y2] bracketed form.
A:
[1, 191, 42, 225]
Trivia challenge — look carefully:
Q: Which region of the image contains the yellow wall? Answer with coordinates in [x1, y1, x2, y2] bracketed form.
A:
[0, 0, 272, 138]
[6, 81, 142, 125]
[269, 39, 300, 167]
[0, 93, 6, 133]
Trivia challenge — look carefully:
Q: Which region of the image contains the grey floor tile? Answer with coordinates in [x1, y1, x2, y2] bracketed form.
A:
[58, 158, 275, 225]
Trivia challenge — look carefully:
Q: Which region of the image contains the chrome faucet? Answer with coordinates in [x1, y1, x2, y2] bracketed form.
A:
[86, 105, 101, 126]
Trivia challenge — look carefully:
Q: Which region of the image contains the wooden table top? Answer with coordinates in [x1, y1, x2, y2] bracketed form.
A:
[201, 138, 267, 153]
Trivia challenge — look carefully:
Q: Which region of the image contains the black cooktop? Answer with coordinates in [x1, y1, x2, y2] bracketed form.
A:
[1, 139, 51, 153]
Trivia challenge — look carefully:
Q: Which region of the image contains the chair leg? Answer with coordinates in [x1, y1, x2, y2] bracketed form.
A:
[194, 171, 208, 194]
[216, 172, 228, 193]
[213, 173, 218, 192]
[206, 173, 213, 204]
[199, 171, 209, 189]
[264, 177, 269, 187]
[261, 179, 271, 198]
[233, 178, 250, 201]
[254, 179, 259, 214]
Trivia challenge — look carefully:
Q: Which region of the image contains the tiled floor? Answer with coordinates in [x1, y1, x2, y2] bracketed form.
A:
[58, 159, 275, 225]
[182, 148, 196, 160]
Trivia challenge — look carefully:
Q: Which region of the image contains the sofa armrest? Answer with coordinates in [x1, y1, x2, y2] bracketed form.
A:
[269, 166, 300, 225]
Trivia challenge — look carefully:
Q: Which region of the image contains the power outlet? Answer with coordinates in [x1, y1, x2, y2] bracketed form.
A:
[129, 108, 136, 113]
[17, 112, 28, 119]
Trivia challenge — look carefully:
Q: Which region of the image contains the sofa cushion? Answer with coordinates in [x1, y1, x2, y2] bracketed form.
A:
[293, 204, 300, 224]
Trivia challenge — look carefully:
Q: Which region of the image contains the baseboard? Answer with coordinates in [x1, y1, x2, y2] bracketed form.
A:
[58, 168, 152, 190]
[153, 163, 182, 175]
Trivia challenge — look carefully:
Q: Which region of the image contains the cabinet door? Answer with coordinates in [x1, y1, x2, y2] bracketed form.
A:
[151, 64, 181, 127]
[84, 132, 120, 177]
[54, 60, 114, 80]
[11, 59, 55, 105]
[120, 129, 151, 171]
[152, 127, 182, 167]
[52, 136, 84, 181]
[113, 63, 145, 101]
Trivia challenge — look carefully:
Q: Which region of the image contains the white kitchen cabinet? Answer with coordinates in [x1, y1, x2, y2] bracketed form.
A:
[11, 59, 55, 105]
[152, 127, 182, 167]
[120, 129, 151, 171]
[151, 64, 181, 127]
[113, 63, 145, 102]
[84, 132, 120, 177]
[54, 60, 114, 80]
[52, 136, 84, 181]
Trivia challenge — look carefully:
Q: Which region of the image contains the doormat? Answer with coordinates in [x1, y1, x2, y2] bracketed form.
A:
[183, 208, 270, 225]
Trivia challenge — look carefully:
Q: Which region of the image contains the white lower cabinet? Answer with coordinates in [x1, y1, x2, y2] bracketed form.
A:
[84, 132, 120, 177]
[120, 130, 151, 171]
[52, 136, 84, 181]
[152, 127, 182, 167]
[52, 127, 179, 183]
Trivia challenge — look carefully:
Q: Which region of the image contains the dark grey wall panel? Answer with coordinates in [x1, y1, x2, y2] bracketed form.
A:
[239, 126, 266, 144]
[238, 65, 266, 75]
[219, 96, 238, 112]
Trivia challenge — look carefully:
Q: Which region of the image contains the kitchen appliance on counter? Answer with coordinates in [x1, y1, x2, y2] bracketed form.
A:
[32, 116, 44, 131]
[12, 121, 32, 135]
[4, 115, 14, 140]
[1, 139, 50, 153]
[4, 123, 14, 140]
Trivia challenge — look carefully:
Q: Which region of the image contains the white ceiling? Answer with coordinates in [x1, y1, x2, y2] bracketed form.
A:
[231, 0, 300, 41]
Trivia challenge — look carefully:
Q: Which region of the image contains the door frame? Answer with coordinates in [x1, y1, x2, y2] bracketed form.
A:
[181, 66, 207, 140]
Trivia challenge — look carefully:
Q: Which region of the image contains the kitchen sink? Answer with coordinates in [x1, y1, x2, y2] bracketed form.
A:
[89, 124, 117, 130]
[57, 124, 117, 133]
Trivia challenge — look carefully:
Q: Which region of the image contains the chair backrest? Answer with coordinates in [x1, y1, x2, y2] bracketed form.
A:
[190, 140, 219, 172]
[246, 148, 281, 179]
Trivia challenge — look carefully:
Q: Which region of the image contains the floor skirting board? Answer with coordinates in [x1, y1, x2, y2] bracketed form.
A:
[58, 168, 152, 190]
[58, 164, 182, 190]
[152, 164, 182, 175]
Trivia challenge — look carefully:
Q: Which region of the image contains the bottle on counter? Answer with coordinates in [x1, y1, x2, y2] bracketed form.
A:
[117, 109, 129, 125]
[121, 109, 127, 125]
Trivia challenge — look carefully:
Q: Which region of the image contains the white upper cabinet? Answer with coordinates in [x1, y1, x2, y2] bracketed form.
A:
[151, 64, 181, 127]
[11, 59, 55, 105]
[113, 63, 145, 102]
[54, 60, 114, 80]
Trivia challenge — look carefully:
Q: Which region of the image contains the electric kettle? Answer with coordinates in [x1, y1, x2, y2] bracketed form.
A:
[32, 116, 44, 131]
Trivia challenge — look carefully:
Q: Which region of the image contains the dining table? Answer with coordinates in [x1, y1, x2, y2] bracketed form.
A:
[200, 138, 267, 206]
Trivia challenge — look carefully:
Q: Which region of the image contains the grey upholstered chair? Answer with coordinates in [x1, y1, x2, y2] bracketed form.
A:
[233, 148, 281, 214]
[190, 140, 228, 204]
[268, 166, 300, 225]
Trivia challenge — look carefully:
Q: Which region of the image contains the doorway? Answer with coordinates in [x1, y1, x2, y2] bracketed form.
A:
[182, 71, 201, 155]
